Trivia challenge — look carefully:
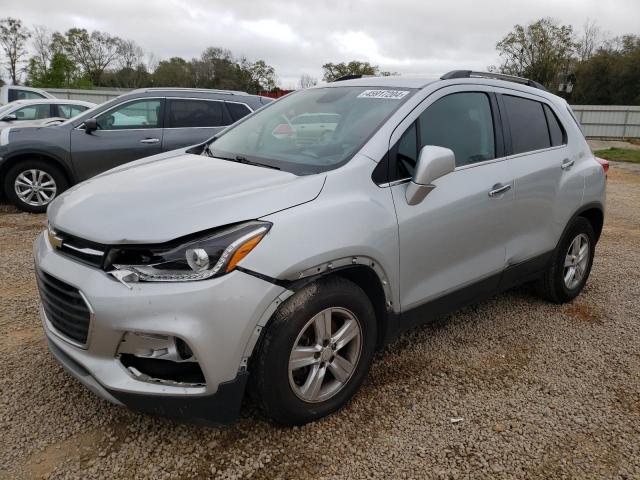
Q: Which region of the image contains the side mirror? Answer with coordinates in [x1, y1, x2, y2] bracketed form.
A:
[405, 145, 455, 205]
[84, 118, 98, 133]
[2, 114, 17, 122]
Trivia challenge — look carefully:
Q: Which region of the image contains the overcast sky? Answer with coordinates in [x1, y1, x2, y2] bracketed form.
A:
[3, 0, 639, 87]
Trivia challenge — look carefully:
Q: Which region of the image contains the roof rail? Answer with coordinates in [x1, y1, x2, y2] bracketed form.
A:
[130, 87, 248, 96]
[440, 70, 548, 92]
[332, 74, 365, 82]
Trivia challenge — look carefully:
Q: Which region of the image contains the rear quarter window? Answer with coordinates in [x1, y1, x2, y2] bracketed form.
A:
[543, 104, 566, 147]
[225, 102, 252, 122]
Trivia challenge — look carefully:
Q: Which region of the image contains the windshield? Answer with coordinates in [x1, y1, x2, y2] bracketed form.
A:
[0, 103, 17, 116]
[208, 86, 415, 174]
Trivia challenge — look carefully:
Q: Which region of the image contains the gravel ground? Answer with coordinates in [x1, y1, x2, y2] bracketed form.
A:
[1, 163, 639, 479]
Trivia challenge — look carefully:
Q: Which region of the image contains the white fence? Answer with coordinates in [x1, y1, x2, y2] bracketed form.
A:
[45, 87, 131, 104]
[570, 105, 640, 139]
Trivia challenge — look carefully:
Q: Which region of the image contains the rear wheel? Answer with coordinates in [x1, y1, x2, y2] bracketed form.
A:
[251, 277, 376, 425]
[3, 160, 68, 213]
[536, 217, 596, 303]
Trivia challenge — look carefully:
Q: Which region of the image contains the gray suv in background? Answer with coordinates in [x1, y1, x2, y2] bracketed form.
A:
[34, 71, 605, 425]
[0, 88, 270, 212]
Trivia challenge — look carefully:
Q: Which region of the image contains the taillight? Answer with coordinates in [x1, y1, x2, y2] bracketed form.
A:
[595, 157, 609, 180]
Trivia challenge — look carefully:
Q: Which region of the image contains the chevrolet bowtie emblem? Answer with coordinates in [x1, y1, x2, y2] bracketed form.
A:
[47, 229, 63, 249]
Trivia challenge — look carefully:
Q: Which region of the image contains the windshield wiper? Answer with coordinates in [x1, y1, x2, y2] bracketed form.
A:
[213, 154, 280, 170]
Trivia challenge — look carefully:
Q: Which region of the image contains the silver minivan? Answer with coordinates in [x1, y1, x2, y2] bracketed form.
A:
[34, 71, 606, 425]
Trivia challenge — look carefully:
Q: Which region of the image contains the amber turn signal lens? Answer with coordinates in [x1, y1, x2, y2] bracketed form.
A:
[225, 233, 266, 272]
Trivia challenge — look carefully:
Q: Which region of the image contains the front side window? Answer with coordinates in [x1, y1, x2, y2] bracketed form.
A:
[419, 92, 495, 167]
[208, 86, 415, 175]
[502, 95, 550, 154]
[58, 104, 89, 119]
[13, 104, 52, 120]
[168, 99, 225, 128]
[96, 99, 162, 130]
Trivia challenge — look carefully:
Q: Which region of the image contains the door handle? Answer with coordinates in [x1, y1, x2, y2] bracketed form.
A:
[561, 158, 575, 170]
[488, 183, 511, 197]
[140, 138, 159, 144]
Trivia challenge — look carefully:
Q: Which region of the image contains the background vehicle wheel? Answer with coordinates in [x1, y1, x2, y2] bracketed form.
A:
[3, 160, 68, 213]
[251, 276, 377, 425]
[536, 217, 596, 303]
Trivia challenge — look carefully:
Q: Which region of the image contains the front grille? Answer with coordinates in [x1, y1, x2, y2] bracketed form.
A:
[49, 229, 106, 269]
[36, 270, 91, 345]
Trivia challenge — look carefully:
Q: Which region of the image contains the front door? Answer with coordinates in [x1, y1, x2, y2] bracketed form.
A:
[389, 87, 515, 314]
[70, 98, 164, 181]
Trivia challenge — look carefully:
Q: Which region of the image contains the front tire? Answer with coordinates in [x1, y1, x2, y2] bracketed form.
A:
[4, 160, 68, 213]
[536, 216, 596, 303]
[251, 276, 377, 425]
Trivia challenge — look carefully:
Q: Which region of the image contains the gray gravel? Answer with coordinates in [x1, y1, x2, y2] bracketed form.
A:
[1, 164, 639, 479]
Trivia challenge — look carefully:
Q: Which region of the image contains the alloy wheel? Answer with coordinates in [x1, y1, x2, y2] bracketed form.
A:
[14, 169, 57, 207]
[563, 233, 590, 290]
[288, 307, 362, 403]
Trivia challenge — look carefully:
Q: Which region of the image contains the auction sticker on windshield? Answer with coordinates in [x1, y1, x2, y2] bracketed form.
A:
[357, 90, 410, 100]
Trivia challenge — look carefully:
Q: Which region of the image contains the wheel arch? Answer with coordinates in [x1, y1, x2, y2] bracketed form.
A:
[577, 205, 604, 242]
[0, 152, 74, 187]
[242, 258, 395, 371]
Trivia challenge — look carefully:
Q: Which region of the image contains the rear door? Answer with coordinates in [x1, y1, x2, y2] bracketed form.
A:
[389, 86, 516, 312]
[162, 98, 231, 151]
[497, 91, 583, 265]
[70, 98, 164, 180]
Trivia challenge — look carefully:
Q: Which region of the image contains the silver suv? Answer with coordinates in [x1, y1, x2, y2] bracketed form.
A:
[34, 71, 606, 425]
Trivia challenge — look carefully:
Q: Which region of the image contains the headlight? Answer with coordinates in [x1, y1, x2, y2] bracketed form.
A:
[109, 221, 271, 282]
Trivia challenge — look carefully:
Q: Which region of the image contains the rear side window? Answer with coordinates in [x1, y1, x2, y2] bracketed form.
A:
[225, 102, 252, 122]
[543, 104, 566, 146]
[58, 104, 89, 119]
[419, 92, 496, 167]
[168, 99, 225, 128]
[502, 95, 550, 154]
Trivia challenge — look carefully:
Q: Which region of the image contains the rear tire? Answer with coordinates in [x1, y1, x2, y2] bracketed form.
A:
[3, 160, 68, 213]
[251, 276, 377, 425]
[536, 217, 596, 303]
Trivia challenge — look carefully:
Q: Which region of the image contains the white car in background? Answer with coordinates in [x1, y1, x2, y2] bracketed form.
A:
[0, 99, 95, 130]
[0, 85, 55, 105]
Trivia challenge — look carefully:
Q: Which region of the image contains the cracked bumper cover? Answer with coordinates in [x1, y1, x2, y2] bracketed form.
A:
[34, 231, 286, 424]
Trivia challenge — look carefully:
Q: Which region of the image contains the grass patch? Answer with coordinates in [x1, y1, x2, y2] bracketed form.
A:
[593, 147, 640, 163]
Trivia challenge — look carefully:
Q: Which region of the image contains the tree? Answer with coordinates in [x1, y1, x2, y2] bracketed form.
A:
[117, 39, 144, 70]
[0, 17, 31, 84]
[248, 59, 277, 91]
[30, 25, 53, 77]
[321, 61, 379, 82]
[299, 73, 317, 89]
[55, 28, 122, 85]
[495, 18, 575, 89]
[27, 51, 91, 89]
[576, 19, 603, 62]
[571, 35, 640, 105]
[152, 57, 193, 87]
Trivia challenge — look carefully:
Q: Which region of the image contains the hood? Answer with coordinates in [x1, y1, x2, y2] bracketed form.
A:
[48, 153, 326, 244]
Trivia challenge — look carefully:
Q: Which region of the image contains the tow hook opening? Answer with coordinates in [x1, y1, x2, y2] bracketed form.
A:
[116, 332, 205, 386]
